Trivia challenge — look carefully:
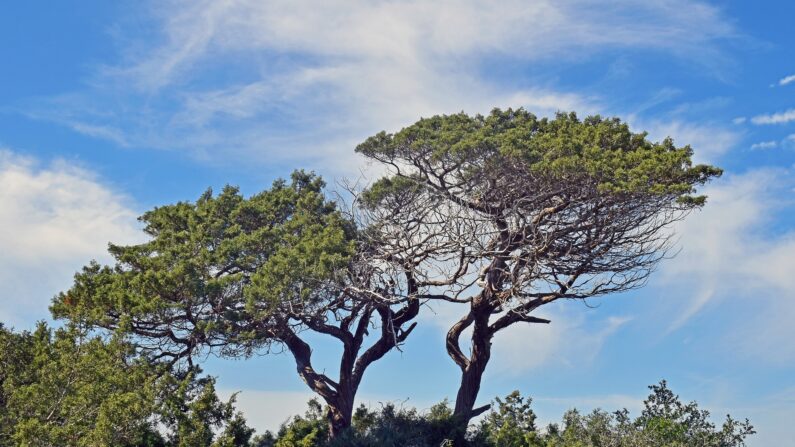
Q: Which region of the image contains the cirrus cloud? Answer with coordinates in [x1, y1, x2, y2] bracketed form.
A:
[24, 0, 738, 175]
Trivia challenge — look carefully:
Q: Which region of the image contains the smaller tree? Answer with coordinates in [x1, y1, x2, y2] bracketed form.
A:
[0, 322, 257, 447]
[473, 392, 543, 447]
[541, 382, 754, 447]
[0, 322, 157, 446]
[53, 172, 422, 438]
[469, 384, 754, 447]
[634, 381, 755, 446]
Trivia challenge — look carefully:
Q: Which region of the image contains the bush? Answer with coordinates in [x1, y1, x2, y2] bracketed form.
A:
[270, 382, 754, 447]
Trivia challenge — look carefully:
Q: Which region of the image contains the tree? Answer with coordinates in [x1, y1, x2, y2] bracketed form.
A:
[157, 373, 254, 447]
[0, 322, 157, 446]
[473, 392, 543, 447]
[356, 109, 722, 432]
[541, 381, 754, 447]
[0, 322, 258, 446]
[52, 171, 421, 438]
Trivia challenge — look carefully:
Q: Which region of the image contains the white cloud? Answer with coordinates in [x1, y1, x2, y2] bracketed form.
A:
[778, 74, 795, 86]
[27, 0, 736, 175]
[657, 169, 795, 362]
[662, 170, 778, 323]
[67, 122, 130, 147]
[0, 150, 142, 327]
[115, 1, 735, 92]
[217, 389, 315, 434]
[750, 140, 778, 150]
[732, 116, 746, 125]
[635, 119, 741, 163]
[491, 313, 631, 376]
[751, 108, 795, 125]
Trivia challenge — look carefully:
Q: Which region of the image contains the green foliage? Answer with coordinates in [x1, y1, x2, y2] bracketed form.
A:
[357, 108, 721, 207]
[633, 381, 756, 446]
[273, 399, 329, 447]
[0, 323, 159, 446]
[51, 171, 356, 363]
[157, 373, 250, 447]
[473, 391, 543, 447]
[0, 322, 157, 446]
[538, 381, 754, 447]
[271, 398, 457, 447]
[0, 323, 257, 447]
[264, 382, 752, 447]
[340, 400, 456, 447]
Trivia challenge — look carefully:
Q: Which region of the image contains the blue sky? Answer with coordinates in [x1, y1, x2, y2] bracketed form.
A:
[1, 1, 794, 444]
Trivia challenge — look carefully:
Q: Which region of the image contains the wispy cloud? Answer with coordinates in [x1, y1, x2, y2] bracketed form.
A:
[0, 149, 142, 327]
[115, 0, 737, 91]
[751, 108, 795, 125]
[778, 74, 795, 86]
[421, 298, 631, 375]
[66, 122, 130, 147]
[23, 0, 737, 175]
[750, 141, 778, 150]
[490, 312, 632, 376]
[658, 169, 795, 363]
[634, 119, 742, 163]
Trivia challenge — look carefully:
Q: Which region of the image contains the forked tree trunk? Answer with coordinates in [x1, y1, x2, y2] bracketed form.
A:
[282, 296, 420, 440]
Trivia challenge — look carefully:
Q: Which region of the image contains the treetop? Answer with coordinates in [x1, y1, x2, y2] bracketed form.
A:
[356, 108, 722, 206]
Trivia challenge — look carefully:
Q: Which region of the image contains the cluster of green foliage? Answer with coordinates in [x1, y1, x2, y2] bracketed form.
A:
[500, 382, 754, 447]
[357, 110, 722, 205]
[0, 323, 255, 447]
[51, 171, 356, 364]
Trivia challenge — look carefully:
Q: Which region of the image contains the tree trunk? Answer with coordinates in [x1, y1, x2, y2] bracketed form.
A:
[327, 391, 355, 439]
[453, 357, 489, 421]
[281, 296, 420, 440]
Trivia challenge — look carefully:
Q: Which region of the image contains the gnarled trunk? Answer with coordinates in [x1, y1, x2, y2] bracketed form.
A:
[447, 300, 495, 444]
[281, 295, 420, 439]
[327, 389, 355, 438]
[453, 355, 490, 422]
[452, 322, 492, 421]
